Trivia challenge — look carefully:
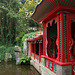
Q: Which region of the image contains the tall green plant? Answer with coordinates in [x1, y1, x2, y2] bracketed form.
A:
[0, 46, 15, 61]
[18, 54, 31, 64]
[6, 47, 15, 60]
[0, 0, 22, 45]
[0, 46, 6, 60]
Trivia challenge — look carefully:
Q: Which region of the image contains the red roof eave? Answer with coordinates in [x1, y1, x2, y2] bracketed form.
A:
[31, 0, 75, 23]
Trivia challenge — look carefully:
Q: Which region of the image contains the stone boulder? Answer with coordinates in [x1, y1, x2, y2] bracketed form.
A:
[5, 53, 12, 62]
[14, 46, 22, 65]
[14, 46, 21, 52]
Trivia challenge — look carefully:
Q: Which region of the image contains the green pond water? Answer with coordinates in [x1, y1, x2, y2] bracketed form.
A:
[0, 61, 41, 75]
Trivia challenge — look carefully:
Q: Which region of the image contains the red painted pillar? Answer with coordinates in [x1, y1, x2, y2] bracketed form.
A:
[60, 12, 65, 62]
[57, 14, 60, 61]
[39, 42, 41, 56]
[34, 42, 36, 59]
[43, 22, 46, 56]
[66, 13, 71, 62]
[30, 42, 33, 56]
[39, 41, 42, 63]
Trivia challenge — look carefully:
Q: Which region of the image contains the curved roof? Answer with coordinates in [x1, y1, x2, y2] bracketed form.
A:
[31, 0, 75, 23]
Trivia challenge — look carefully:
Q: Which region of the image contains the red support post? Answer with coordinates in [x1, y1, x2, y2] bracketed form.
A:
[60, 12, 65, 62]
[57, 14, 60, 61]
[43, 22, 46, 56]
[39, 42, 41, 63]
[66, 13, 71, 62]
[30, 42, 33, 56]
[34, 42, 36, 59]
[39, 42, 41, 56]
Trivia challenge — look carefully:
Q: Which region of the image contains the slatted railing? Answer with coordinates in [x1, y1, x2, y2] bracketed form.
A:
[31, 53, 41, 63]
[45, 58, 56, 73]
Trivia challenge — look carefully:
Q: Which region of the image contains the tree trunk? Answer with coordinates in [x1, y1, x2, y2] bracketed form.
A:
[0, 14, 4, 38]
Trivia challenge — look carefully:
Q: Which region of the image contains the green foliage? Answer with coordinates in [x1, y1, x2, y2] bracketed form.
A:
[17, 0, 42, 37]
[0, 0, 43, 63]
[0, 0, 22, 45]
[0, 46, 15, 61]
[16, 32, 25, 42]
[24, 0, 38, 12]
[0, 46, 6, 60]
[0, 0, 42, 47]
[22, 31, 41, 42]
[15, 32, 25, 49]
[18, 54, 31, 64]
[6, 47, 15, 60]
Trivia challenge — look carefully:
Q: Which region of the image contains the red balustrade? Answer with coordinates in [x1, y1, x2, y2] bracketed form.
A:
[45, 58, 56, 73]
[35, 54, 39, 60]
[31, 53, 41, 63]
[32, 53, 34, 57]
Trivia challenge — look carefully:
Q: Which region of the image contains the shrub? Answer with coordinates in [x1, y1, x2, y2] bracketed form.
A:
[22, 31, 41, 43]
[0, 46, 15, 61]
[0, 46, 6, 60]
[6, 47, 15, 60]
[18, 54, 31, 64]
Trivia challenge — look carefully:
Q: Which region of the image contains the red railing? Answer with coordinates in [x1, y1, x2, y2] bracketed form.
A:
[31, 53, 41, 63]
[35, 54, 39, 60]
[45, 58, 56, 73]
[31, 53, 56, 73]
[32, 53, 34, 57]
[32, 52, 74, 74]
[41, 56, 56, 73]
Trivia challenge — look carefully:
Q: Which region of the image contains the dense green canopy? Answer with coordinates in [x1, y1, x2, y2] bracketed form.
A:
[0, 0, 42, 46]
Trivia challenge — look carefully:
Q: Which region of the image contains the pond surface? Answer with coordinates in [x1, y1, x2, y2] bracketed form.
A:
[0, 61, 41, 75]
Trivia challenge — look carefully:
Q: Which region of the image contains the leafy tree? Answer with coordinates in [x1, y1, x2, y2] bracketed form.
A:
[17, 0, 42, 34]
[15, 0, 42, 45]
[0, 0, 22, 45]
[0, 0, 42, 46]
[19, 0, 26, 5]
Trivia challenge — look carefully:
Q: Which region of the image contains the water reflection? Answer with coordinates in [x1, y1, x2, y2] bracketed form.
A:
[0, 61, 40, 75]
